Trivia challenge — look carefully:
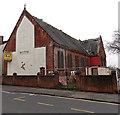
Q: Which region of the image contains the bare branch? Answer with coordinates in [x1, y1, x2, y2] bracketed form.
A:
[106, 30, 120, 54]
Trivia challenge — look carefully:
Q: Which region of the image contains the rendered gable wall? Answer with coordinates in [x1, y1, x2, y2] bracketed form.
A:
[7, 16, 46, 75]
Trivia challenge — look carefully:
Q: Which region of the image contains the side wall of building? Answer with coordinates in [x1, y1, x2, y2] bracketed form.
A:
[54, 45, 89, 75]
[90, 38, 106, 67]
[4, 10, 53, 75]
[99, 38, 106, 66]
[0, 44, 6, 75]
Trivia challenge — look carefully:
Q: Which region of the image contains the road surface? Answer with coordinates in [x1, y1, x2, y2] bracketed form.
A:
[2, 90, 119, 113]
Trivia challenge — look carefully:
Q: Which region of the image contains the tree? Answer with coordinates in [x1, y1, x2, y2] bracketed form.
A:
[106, 30, 120, 54]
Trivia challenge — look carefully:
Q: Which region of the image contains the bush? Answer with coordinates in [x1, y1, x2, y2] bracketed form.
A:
[57, 83, 77, 90]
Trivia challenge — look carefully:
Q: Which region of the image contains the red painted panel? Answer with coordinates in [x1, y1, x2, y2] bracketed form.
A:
[90, 56, 100, 66]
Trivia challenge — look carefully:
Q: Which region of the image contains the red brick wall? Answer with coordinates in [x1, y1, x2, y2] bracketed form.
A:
[76, 75, 118, 93]
[54, 45, 89, 70]
[66, 50, 89, 70]
[39, 76, 59, 88]
[2, 75, 59, 88]
[14, 76, 38, 87]
[99, 37, 106, 66]
[34, 24, 54, 71]
[4, 31, 16, 52]
[2, 76, 13, 85]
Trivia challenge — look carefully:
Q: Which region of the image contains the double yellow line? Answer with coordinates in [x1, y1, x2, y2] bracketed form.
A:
[13, 95, 118, 113]
[40, 94, 119, 106]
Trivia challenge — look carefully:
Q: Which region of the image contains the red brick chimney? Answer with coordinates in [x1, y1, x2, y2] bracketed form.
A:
[0, 36, 3, 45]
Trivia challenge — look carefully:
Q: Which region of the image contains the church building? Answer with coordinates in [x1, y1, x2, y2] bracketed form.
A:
[3, 8, 106, 76]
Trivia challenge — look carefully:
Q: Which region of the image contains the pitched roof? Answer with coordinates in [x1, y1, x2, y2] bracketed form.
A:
[4, 9, 102, 56]
[81, 38, 100, 56]
[33, 17, 89, 55]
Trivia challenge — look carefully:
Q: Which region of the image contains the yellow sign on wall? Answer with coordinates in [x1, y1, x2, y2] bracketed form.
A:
[4, 51, 12, 61]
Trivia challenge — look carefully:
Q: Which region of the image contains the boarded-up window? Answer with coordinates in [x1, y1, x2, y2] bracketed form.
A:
[58, 51, 64, 69]
[75, 56, 79, 68]
[58, 51, 60, 68]
[81, 57, 85, 67]
[61, 52, 64, 68]
[68, 54, 72, 69]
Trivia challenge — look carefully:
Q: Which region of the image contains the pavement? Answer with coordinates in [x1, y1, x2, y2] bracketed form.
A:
[2, 85, 120, 104]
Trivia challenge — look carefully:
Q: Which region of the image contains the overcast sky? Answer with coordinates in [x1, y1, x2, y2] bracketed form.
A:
[0, 0, 119, 67]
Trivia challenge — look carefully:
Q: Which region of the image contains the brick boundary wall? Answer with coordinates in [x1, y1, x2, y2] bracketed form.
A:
[2, 74, 118, 93]
[76, 74, 118, 93]
[2, 74, 59, 88]
[2, 76, 13, 85]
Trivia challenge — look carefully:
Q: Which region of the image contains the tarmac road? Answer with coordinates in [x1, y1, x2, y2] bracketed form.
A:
[2, 91, 119, 113]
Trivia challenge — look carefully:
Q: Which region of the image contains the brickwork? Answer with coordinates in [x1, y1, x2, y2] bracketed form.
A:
[76, 75, 118, 93]
[99, 38, 106, 66]
[2, 75, 59, 88]
[2, 76, 13, 85]
[14, 76, 38, 87]
[54, 45, 89, 70]
[3, 9, 106, 76]
[38, 76, 59, 88]
[65, 49, 89, 69]
[2, 74, 117, 93]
